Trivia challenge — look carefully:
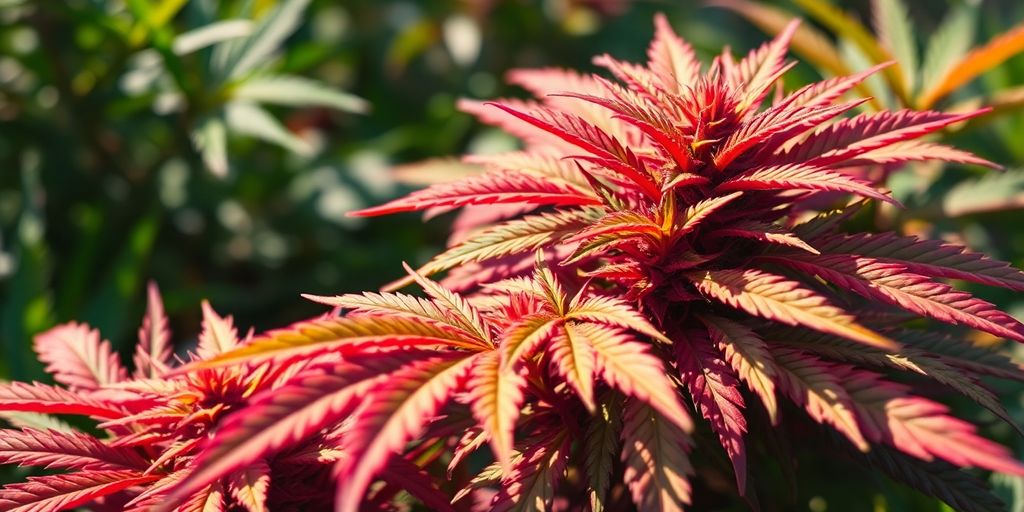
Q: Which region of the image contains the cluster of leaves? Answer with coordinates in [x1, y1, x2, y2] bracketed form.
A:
[340, 15, 1024, 509]
[716, 0, 1024, 225]
[716, 0, 1024, 112]
[0, 284, 356, 511]
[3, 9, 1024, 512]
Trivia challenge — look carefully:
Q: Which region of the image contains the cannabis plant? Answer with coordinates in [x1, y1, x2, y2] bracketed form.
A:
[716, 0, 1024, 113]
[2, 13, 1024, 512]
[0, 286, 356, 511]
[716, 0, 1024, 220]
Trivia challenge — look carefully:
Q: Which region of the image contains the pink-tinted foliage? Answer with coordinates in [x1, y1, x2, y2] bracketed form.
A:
[0, 284, 360, 511]
[3, 12, 1024, 512]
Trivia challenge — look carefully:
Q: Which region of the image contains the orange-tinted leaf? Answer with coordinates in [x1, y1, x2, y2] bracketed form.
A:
[771, 255, 1024, 343]
[467, 351, 527, 472]
[920, 21, 1024, 108]
[583, 323, 693, 433]
[691, 268, 896, 350]
[773, 349, 869, 450]
[699, 315, 780, 423]
[620, 400, 693, 512]
[227, 460, 270, 512]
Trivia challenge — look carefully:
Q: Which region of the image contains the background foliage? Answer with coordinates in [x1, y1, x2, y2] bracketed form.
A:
[1, 0, 1023, 510]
